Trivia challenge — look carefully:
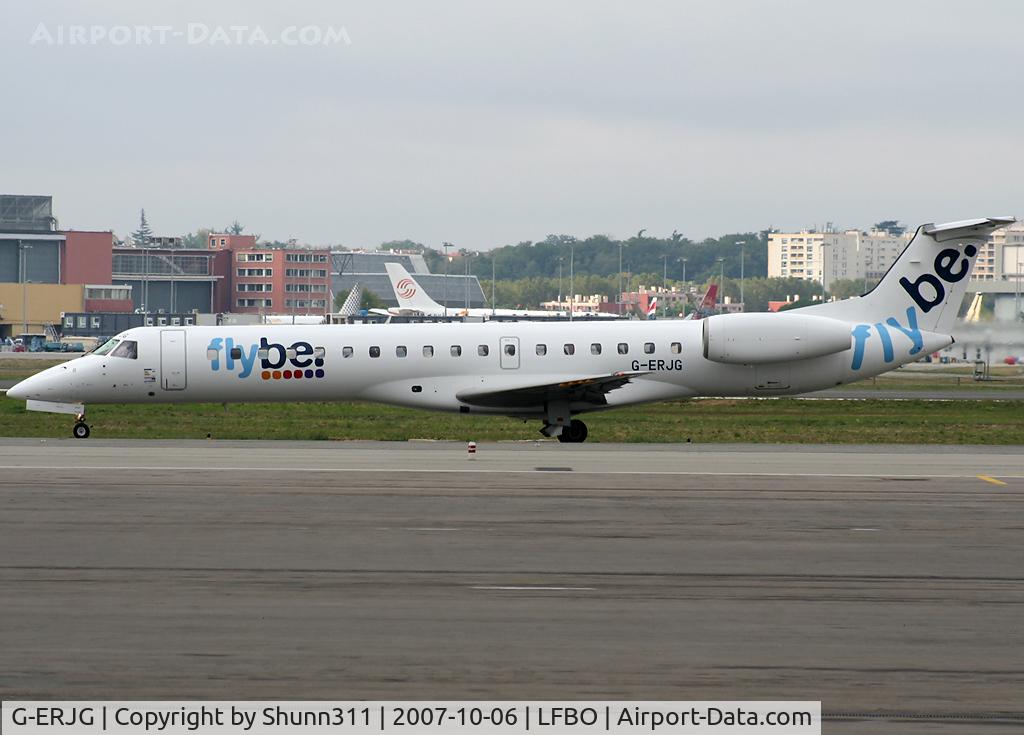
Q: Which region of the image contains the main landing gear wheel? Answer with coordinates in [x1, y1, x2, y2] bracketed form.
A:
[557, 419, 588, 444]
[72, 421, 90, 439]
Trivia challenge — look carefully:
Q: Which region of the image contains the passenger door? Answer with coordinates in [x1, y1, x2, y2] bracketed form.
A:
[499, 336, 520, 369]
[160, 329, 187, 390]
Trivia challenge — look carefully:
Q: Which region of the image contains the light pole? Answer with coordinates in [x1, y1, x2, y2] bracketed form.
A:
[557, 256, 564, 305]
[661, 254, 669, 289]
[464, 252, 472, 310]
[19, 241, 32, 334]
[441, 242, 451, 317]
[681, 257, 687, 285]
[736, 240, 746, 310]
[491, 253, 496, 317]
[142, 246, 148, 314]
[717, 257, 725, 308]
[1016, 256, 1021, 321]
[569, 243, 575, 323]
[618, 241, 624, 315]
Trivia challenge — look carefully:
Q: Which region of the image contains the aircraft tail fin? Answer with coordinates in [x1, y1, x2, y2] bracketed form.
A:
[384, 263, 445, 312]
[803, 217, 1014, 333]
[684, 283, 718, 321]
[336, 282, 364, 317]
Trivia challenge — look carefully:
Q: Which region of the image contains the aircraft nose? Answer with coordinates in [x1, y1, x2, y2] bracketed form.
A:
[5, 365, 68, 401]
[6, 376, 32, 400]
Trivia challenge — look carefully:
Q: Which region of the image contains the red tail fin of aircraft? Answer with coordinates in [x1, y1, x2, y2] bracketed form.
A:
[685, 283, 718, 320]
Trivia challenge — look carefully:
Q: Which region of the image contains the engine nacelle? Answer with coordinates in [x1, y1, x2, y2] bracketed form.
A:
[702, 312, 852, 364]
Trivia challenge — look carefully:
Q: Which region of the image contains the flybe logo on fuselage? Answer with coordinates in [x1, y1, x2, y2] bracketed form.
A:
[206, 337, 326, 381]
[850, 243, 976, 370]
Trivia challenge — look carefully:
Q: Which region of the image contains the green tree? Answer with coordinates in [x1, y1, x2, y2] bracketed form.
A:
[182, 228, 212, 249]
[358, 290, 386, 311]
[827, 278, 878, 300]
[873, 220, 906, 236]
[130, 209, 152, 245]
[227, 220, 245, 235]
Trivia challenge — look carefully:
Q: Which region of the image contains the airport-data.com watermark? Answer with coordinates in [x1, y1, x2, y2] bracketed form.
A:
[28, 23, 351, 47]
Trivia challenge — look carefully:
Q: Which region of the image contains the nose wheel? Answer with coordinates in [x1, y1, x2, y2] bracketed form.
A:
[72, 417, 90, 439]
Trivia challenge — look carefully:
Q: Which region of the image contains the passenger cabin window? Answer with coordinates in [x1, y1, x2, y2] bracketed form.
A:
[450, 345, 462, 357]
[644, 342, 655, 354]
[536, 344, 547, 356]
[396, 345, 408, 357]
[617, 343, 629, 355]
[230, 347, 242, 360]
[369, 346, 381, 358]
[563, 343, 575, 356]
[342, 346, 354, 358]
[423, 345, 434, 357]
[504, 343, 516, 357]
[313, 347, 326, 360]
[590, 343, 602, 355]
[286, 348, 297, 360]
[671, 342, 682, 354]
[111, 340, 138, 360]
[478, 345, 489, 357]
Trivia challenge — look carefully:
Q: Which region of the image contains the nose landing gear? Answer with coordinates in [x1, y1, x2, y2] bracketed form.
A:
[72, 414, 91, 439]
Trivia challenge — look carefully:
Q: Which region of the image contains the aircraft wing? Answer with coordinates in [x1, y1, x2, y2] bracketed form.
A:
[455, 371, 649, 408]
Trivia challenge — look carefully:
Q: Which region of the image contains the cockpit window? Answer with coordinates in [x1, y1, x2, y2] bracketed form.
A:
[93, 338, 120, 355]
[111, 340, 138, 359]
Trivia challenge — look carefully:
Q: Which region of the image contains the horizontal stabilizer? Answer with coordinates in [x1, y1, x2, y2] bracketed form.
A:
[923, 217, 1015, 242]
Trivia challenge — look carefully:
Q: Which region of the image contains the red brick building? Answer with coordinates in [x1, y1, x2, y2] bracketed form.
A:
[61, 231, 115, 285]
[208, 233, 331, 315]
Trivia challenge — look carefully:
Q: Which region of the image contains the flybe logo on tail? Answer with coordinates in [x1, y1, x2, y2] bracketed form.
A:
[899, 244, 977, 313]
[850, 243, 976, 370]
[207, 337, 326, 381]
[850, 307, 924, 370]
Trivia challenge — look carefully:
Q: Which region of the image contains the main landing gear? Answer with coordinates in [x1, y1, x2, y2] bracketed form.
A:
[72, 414, 90, 439]
[555, 419, 589, 444]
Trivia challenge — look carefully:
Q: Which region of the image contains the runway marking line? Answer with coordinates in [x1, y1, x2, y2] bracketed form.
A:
[2, 465, 1024, 480]
[977, 474, 1008, 486]
[471, 586, 597, 591]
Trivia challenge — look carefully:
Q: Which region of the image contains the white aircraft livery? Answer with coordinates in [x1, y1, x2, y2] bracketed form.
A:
[5, 217, 1012, 442]
[383, 262, 618, 319]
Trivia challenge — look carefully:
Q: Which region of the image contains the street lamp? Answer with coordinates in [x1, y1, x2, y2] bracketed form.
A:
[717, 257, 725, 308]
[618, 241, 624, 315]
[736, 241, 746, 310]
[441, 242, 452, 317]
[569, 243, 575, 323]
[680, 257, 687, 286]
[557, 255, 564, 306]
[464, 252, 472, 310]
[19, 241, 33, 334]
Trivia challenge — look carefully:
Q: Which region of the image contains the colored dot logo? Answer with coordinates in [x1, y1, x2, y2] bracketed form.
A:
[261, 368, 327, 380]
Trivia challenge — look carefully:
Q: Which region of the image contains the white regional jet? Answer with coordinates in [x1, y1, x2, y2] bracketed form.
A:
[5, 217, 1012, 442]
[382, 262, 618, 319]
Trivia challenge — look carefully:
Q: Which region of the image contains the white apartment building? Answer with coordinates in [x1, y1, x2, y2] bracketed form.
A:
[768, 229, 911, 290]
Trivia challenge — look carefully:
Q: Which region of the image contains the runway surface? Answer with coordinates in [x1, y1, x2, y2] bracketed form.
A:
[806, 387, 1024, 400]
[2, 440, 1023, 733]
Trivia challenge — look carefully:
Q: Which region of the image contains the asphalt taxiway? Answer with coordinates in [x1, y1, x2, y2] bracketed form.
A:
[1, 440, 1022, 733]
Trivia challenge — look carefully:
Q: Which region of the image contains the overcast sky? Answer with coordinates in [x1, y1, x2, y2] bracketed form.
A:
[2, 1, 1022, 248]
